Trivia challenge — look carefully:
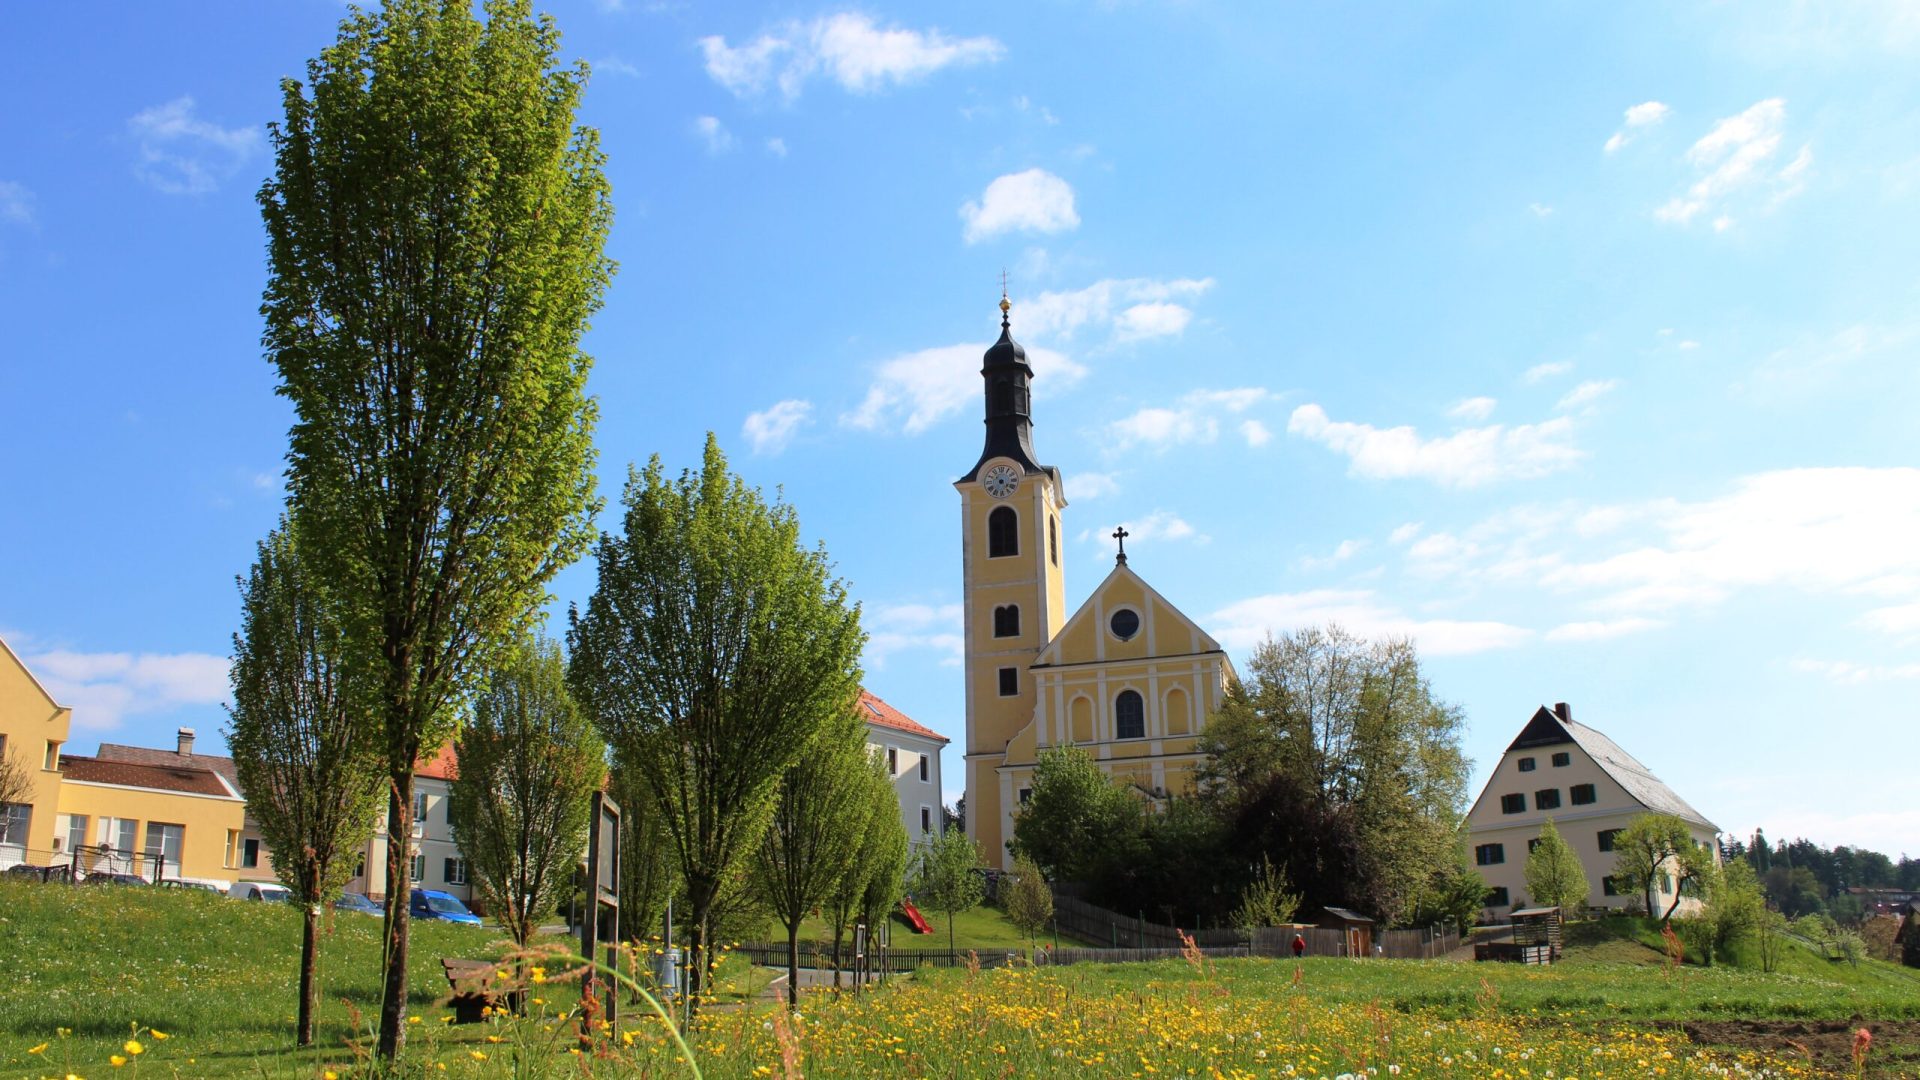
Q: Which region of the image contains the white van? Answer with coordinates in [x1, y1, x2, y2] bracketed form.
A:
[229, 881, 291, 902]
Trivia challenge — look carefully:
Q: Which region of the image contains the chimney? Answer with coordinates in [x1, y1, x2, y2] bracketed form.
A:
[1552, 702, 1571, 724]
[177, 728, 196, 756]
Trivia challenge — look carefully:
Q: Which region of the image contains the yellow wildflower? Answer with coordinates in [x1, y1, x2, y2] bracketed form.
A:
[110, 1055, 127, 1067]
[149, 1030, 168, 1041]
[28, 1043, 49, 1055]
[124, 1040, 144, 1056]
[470, 1050, 488, 1062]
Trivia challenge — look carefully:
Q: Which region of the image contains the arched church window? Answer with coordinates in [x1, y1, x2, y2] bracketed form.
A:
[1049, 515, 1058, 566]
[1115, 690, 1145, 740]
[993, 605, 1020, 638]
[988, 506, 1018, 558]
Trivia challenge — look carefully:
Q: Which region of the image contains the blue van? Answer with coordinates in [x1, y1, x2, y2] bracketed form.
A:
[410, 889, 482, 926]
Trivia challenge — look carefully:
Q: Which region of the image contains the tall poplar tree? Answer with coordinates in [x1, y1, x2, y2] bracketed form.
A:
[823, 754, 908, 986]
[258, 0, 610, 1055]
[449, 636, 606, 949]
[226, 526, 386, 1046]
[752, 702, 874, 1004]
[568, 436, 865, 1004]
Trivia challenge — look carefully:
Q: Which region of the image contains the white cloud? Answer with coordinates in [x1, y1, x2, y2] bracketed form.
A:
[594, 57, 642, 78]
[1096, 509, 1206, 549]
[1448, 396, 1497, 422]
[1555, 378, 1619, 412]
[1603, 100, 1671, 154]
[742, 399, 811, 455]
[1523, 360, 1574, 384]
[25, 647, 231, 730]
[961, 168, 1079, 243]
[764, 137, 788, 158]
[701, 14, 1002, 100]
[1072, 472, 1120, 500]
[1791, 658, 1920, 684]
[1389, 522, 1423, 545]
[692, 115, 735, 154]
[0, 181, 33, 226]
[1110, 388, 1272, 451]
[1208, 590, 1532, 656]
[1298, 539, 1364, 572]
[1421, 468, 1920, 618]
[841, 343, 1084, 435]
[1528, 203, 1554, 218]
[1017, 277, 1214, 344]
[128, 96, 260, 195]
[1544, 618, 1665, 642]
[1287, 404, 1585, 487]
[1114, 301, 1193, 341]
[1656, 98, 1811, 227]
[864, 601, 964, 669]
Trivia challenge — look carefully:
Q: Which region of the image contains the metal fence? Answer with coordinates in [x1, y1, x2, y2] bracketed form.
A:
[0, 844, 176, 885]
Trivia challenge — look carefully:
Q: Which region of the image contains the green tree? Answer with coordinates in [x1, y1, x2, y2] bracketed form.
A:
[1010, 745, 1143, 883]
[568, 437, 865, 1002]
[1523, 819, 1590, 913]
[449, 636, 606, 950]
[1231, 855, 1303, 931]
[823, 751, 906, 987]
[1693, 858, 1765, 966]
[1196, 626, 1470, 925]
[1755, 908, 1789, 973]
[1003, 853, 1056, 948]
[259, 0, 610, 1055]
[608, 752, 679, 952]
[226, 526, 386, 1046]
[1610, 813, 1713, 924]
[752, 702, 874, 1005]
[913, 824, 986, 954]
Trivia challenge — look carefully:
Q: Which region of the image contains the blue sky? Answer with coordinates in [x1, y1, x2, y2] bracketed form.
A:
[3, 1, 1917, 857]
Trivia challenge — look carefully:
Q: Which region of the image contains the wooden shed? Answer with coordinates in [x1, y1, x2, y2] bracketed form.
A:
[1476, 906, 1563, 964]
[1317, 907, 1375, 957]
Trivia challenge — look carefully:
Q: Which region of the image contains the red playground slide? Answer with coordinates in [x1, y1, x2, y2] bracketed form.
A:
[899, 897, 934, 934]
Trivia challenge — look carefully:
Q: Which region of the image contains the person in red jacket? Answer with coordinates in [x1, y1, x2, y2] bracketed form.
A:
[1291, 932, 1306, 959]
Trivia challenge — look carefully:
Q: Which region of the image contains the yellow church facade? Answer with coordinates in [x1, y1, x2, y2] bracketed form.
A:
[959, 299, 1234, 869]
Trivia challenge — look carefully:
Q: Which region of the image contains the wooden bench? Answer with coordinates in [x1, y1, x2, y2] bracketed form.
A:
[441, 959, 512, 1024]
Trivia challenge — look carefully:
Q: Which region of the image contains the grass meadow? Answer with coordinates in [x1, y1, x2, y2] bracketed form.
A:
[4, 879, 1918, 1078]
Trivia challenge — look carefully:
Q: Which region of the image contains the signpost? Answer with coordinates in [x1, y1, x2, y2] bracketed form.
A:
[581, 791, 621, 1027]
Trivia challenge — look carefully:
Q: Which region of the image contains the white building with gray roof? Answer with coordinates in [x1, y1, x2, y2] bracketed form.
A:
[1464, 702, 1719, 920]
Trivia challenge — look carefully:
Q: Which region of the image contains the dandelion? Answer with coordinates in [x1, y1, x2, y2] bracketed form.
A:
[407, 1015, 422, 1025]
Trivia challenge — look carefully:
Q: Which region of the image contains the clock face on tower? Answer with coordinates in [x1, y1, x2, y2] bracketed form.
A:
[983, 464, 1021, 499]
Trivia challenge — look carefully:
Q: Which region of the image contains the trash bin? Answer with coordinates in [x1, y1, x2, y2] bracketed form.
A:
[655, 946, 681, 1003]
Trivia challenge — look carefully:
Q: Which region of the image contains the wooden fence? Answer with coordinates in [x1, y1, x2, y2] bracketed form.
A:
[1040, 945, 1252, 966]
[1049, 892, 1244, 949]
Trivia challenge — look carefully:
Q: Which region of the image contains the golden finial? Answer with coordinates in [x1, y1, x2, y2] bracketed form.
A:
[999, 269, 1012, 322]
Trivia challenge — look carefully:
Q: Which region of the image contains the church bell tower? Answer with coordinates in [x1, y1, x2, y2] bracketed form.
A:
[956, 295, 1067, 864]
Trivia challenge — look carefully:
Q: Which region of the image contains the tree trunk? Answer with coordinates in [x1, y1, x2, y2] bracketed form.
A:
[786, 922, 800, 1007]
[832, 925, 844, 990]
[377, 774, 415, 1059]
[298, 902, 320, 1046]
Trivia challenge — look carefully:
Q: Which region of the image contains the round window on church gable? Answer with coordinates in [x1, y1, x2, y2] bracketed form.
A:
[1109, 608, 1140, 641]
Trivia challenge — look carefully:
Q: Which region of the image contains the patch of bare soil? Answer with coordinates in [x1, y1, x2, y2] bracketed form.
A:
[1666, 1018, 1920, 1077]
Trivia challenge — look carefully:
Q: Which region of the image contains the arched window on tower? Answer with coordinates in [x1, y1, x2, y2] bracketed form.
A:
[1049, 515, 1059, 566]
[988, 506, 1018, 558]
[993, 605, 1020, 638]
[1115, 690, 1145, 740]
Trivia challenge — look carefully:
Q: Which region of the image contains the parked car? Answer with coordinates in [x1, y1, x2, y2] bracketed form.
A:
[334, 891, 381, 916]
[409, 889, 482, 926]
[3, 864, 73, 883]
[230, 881, 292, 902]
[160, 879, 223, 894]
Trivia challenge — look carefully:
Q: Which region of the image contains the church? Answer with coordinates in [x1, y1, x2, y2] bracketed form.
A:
[958, 297, 1237, 869]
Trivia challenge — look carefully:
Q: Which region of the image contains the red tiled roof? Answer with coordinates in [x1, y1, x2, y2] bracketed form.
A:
[416, 741, 459, 780]
[96, 743, 242, 792]
[60, 755, 239, 799]
[859, 689, 948, 744]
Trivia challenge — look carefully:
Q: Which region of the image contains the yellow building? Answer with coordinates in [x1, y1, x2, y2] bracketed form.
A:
[1, 636, 252, 886]
[959, 298, 1235, 869]
[0, 637, 71, 869]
